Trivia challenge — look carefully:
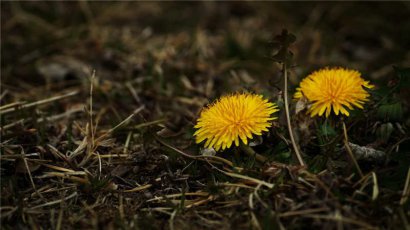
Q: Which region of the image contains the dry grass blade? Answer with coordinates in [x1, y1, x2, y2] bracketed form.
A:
[250, 211, 262, 230]
[0, 89, 9, 101]
[37, 107, 83, 122]
[0, 91, 79, 115]
[400, 167, 410, 205]
[40, 163, 76, 173]
[47, 144, 69, 162]
[301, 171, 336, 199]
[132, 118, 167, 130]
[154, 134, 235, 168]
[68, 133, 88, 160]
[27, 192, 78, 210]
[1, 107, 83, 131]
[125, 82, 141, 104]
[0, 119, 26, 130]
[0, 207, 18, 219]
[279, 207, 329, 217]
[89, 70, 96, 148]
[93, 154, 129, 158]
[216, 182, 255, 190]
[184, 195, 215, 209]
[75, 105, 145, 167]
[123, 184, 152, 193]
[0, 101, 26, 110]
[95, 105, 145, 142]
[0, 153, 39, 159]
[147, 191, 209, 202]
[123, 131, 132, 154]
[56, 208, 64, 230]
[283, 65, 305, 166]
[212, 165, 274, 189]
[140, 207, 174, 213]
[169, 209, 177, 230]
[38, 172, 89, 184]
[19, 148, 45, 200]
[398, 207, 410, 230]
[342, 122, 364, 178]
[371, 172, 379, 200]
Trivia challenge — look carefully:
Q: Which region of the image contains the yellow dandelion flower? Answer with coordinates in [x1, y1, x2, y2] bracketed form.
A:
[194, 93, 279, 151]
[294, 67, 374, 117]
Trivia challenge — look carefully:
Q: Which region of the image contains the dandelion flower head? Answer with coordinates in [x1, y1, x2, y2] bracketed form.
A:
[194, 93, 278, 151]
[294, 67, 373, 117]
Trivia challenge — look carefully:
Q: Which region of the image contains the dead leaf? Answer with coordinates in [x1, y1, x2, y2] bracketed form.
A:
[295, 96, 309, 115]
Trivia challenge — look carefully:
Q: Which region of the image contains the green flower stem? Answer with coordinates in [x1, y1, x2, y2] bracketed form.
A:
[342, 121, 364, 179]
[240, 143, 267, 163]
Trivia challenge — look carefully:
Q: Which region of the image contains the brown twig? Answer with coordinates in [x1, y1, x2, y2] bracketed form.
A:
[154, 134, 235, 168]
[283, 65, 305, 166]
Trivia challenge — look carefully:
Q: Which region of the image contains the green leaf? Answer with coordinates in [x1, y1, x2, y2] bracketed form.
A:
[319, 121, 337, 138]
[377, 101, 403, 122]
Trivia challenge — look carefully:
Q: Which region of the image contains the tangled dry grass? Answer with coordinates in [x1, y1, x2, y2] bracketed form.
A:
[1, 2, 410, 229]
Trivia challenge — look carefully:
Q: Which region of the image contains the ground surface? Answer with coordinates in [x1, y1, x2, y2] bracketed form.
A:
[1, 2, 410, 229]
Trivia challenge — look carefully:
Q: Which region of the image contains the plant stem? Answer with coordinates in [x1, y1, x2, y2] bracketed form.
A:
[342, 121, 364, 178]
[240, 143, 267, 163]
[283, 65, 305, 166]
